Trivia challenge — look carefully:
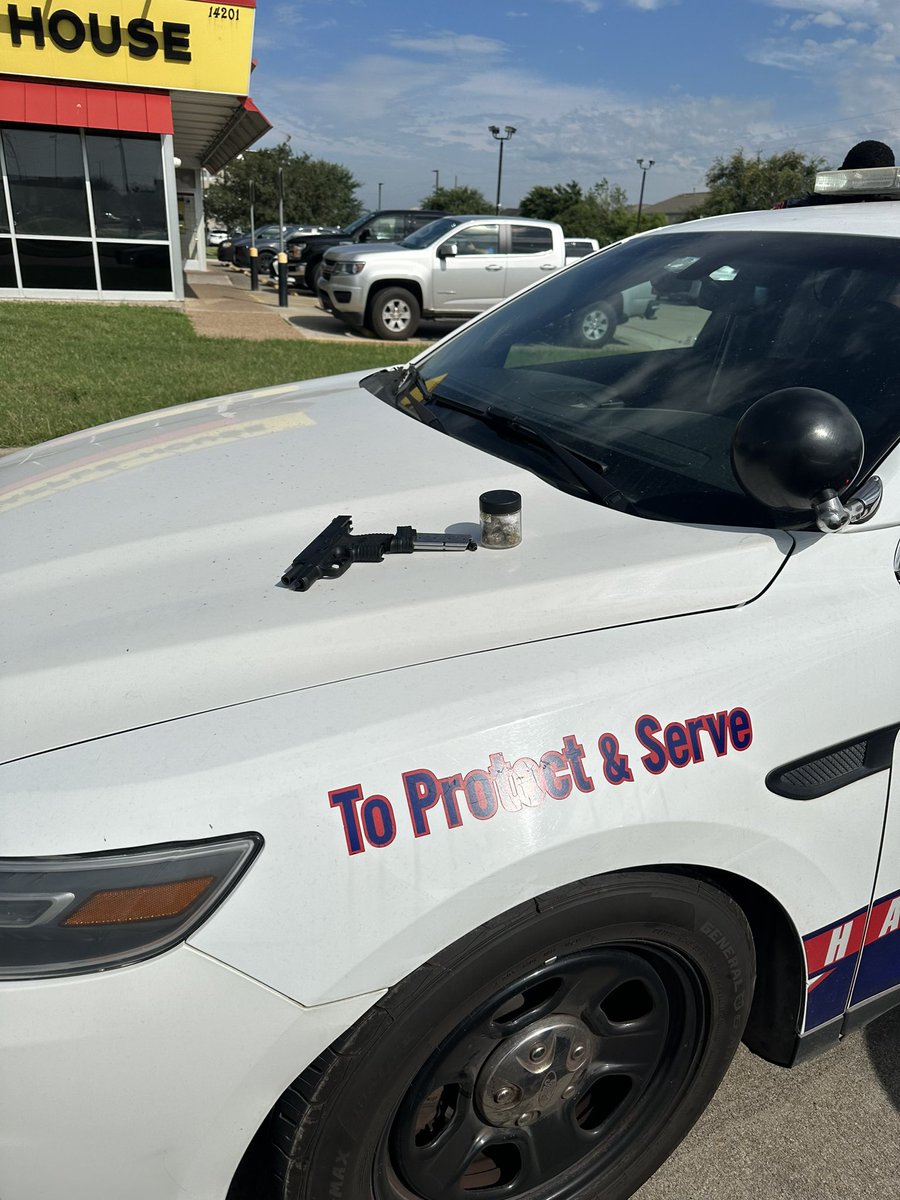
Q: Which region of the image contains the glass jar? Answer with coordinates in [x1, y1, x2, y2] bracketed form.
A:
[479, 490, 522, 548]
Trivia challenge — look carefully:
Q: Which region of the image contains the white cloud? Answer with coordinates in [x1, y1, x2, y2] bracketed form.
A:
[553, 0, 603, 14]
[626, 0, 679, 10]
[751, 0, 900, 127]
[385, 32, 508, 56]
[790, 11, 847, 28]
[250, 5, 900, 210]
[258, 42, 789, 206]
[815, 11, 848, 26]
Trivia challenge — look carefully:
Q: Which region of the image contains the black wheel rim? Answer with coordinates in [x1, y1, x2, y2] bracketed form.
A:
[377, 944, 709, 1200]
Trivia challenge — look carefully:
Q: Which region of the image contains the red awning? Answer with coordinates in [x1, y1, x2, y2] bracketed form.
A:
[0, 78, 173, 135]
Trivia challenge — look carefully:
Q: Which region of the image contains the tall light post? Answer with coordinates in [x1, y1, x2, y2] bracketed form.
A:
[277, 133, 292, 254]
[377, 182, 383, 207]
[489, 124, 516, 214]
[635, 157, 655, 232]
[433, 168, 440, 196]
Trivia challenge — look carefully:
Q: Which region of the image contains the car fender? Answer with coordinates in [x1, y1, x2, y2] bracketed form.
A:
[6, 532, 895, 1036]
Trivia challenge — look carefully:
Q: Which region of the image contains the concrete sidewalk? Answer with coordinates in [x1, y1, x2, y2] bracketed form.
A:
[184, 263, 346, 340]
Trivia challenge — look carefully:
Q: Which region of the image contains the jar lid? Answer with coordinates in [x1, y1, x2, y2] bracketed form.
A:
[480, 489, 522, 515]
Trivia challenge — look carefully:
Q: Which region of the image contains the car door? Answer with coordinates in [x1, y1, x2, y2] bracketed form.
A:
[504, 222, 560, 297]
[848, 604, 900, 1016]
[791, 516, 900, 1035]
[433, 222, 507, 313]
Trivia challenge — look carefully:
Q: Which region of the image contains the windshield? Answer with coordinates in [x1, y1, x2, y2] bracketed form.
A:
[342, 212, 376, 236]
[401, 217, 474, 249]
[403, 230, 900, 527]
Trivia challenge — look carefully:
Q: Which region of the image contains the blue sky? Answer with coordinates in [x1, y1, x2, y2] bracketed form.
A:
[248, 0, 900, 211]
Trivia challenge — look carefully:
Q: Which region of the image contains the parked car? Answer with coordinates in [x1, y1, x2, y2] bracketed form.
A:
[207, 228, 230, 246]
[565, 236, 601, 264]
[231, 226, 338, 271]
[319, 215, 566, 339]
[216, 223, 286, 265]
[3, 167, 900, 1200]
[282, 209, 448, 292]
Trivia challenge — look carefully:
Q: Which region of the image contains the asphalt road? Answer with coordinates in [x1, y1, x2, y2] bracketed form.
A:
[634, 1007, 900, 1199]
[217, 264, 466, 343]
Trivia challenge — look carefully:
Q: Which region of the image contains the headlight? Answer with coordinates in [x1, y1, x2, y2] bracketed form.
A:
[331, 260, 365, 276]
[0, 834, 260, 979]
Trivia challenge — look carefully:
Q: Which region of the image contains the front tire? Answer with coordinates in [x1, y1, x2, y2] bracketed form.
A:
[271, 872, 755, 1200]
[304, 260, 324, 293]
[369, 287, 421, 340]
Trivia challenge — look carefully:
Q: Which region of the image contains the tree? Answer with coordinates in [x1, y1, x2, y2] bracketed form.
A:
[688, 148, 829, 218]
[420, 184, 491, 213]
[519, 179, 665, 245]
[519, 180, 584, 226]
[205, 143, 362, 230]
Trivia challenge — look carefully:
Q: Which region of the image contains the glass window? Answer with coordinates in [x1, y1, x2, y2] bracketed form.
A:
[0, 238, 16, 286]
[402, 217, 462, 248]
[363, 215, 404, 241]
[86, 134, 167, 240]
[399, 231, 900, 527]
[446, 223, 500, 255]
[408, 212, 442, 232]
[0, 191, 9, 234]
[18, 239, 96, 289]
[565, 240, 596, 259]
[3, 128, 90, 236]
[511, 225, 553, 255]
[97, 243, 172, 291]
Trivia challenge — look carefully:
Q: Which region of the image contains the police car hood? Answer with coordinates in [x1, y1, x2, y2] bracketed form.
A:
[0, 375, 792, 761]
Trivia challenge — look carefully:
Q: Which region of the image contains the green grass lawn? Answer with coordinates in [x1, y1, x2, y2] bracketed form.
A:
[0, 302, 416, 447]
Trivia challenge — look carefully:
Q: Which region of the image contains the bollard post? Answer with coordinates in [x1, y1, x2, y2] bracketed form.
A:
[277, 251, 289, 308]
[249, 245, 259, 291]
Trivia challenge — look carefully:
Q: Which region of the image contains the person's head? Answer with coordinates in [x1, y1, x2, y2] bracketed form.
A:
[840, 140, 895, 169]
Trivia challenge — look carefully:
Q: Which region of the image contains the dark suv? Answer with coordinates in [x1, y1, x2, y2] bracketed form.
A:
[231, 225, 337, 271]
[283, 209, 447, 291]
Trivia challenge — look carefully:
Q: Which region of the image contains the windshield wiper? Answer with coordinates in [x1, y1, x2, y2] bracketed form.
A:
[359, 364, 446, 429]
[430, 395, 629, 509]
[361, 369, 629, 509]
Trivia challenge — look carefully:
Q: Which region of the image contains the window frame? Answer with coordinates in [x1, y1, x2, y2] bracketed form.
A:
[0, 123, 177, 299]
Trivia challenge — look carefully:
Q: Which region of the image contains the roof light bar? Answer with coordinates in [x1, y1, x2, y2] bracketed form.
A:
[814, 165, 900, 195]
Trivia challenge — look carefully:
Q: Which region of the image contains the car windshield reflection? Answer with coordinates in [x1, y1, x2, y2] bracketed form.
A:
[410, 231, 900, 527]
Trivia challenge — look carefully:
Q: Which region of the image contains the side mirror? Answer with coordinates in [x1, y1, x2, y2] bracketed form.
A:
[438, 242, 458, 259]
[731, 388, 865, 531]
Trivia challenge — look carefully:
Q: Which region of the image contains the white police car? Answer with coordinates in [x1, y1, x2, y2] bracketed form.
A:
[2, 166, 899, 1200]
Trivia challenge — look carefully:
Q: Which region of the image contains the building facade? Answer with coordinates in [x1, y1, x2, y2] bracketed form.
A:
[0, 1, 269, 300]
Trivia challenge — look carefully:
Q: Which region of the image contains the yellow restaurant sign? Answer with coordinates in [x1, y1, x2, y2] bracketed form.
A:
[0, 1, 256, 94]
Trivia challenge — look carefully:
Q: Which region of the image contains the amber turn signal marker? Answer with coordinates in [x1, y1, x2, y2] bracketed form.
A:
[62, 876, 216, 926]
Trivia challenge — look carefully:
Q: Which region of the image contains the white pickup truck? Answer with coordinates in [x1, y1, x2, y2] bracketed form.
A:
[318, 215, 565, 339]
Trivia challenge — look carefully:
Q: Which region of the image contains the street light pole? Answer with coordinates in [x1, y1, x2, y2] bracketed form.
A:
[433, 168, 440, 196]
[489, 124, 516, 214]
[248, 179, 258, 291]
[377, 181, 383, 207]
[635, 157, 655, 232]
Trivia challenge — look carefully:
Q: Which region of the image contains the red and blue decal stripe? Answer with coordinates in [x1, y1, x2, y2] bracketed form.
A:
[803, 887, 900, 1030]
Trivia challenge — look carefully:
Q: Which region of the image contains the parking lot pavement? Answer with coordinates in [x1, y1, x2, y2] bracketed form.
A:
[189, 263, 466, 344]
[635, 1006, 900, 1199]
